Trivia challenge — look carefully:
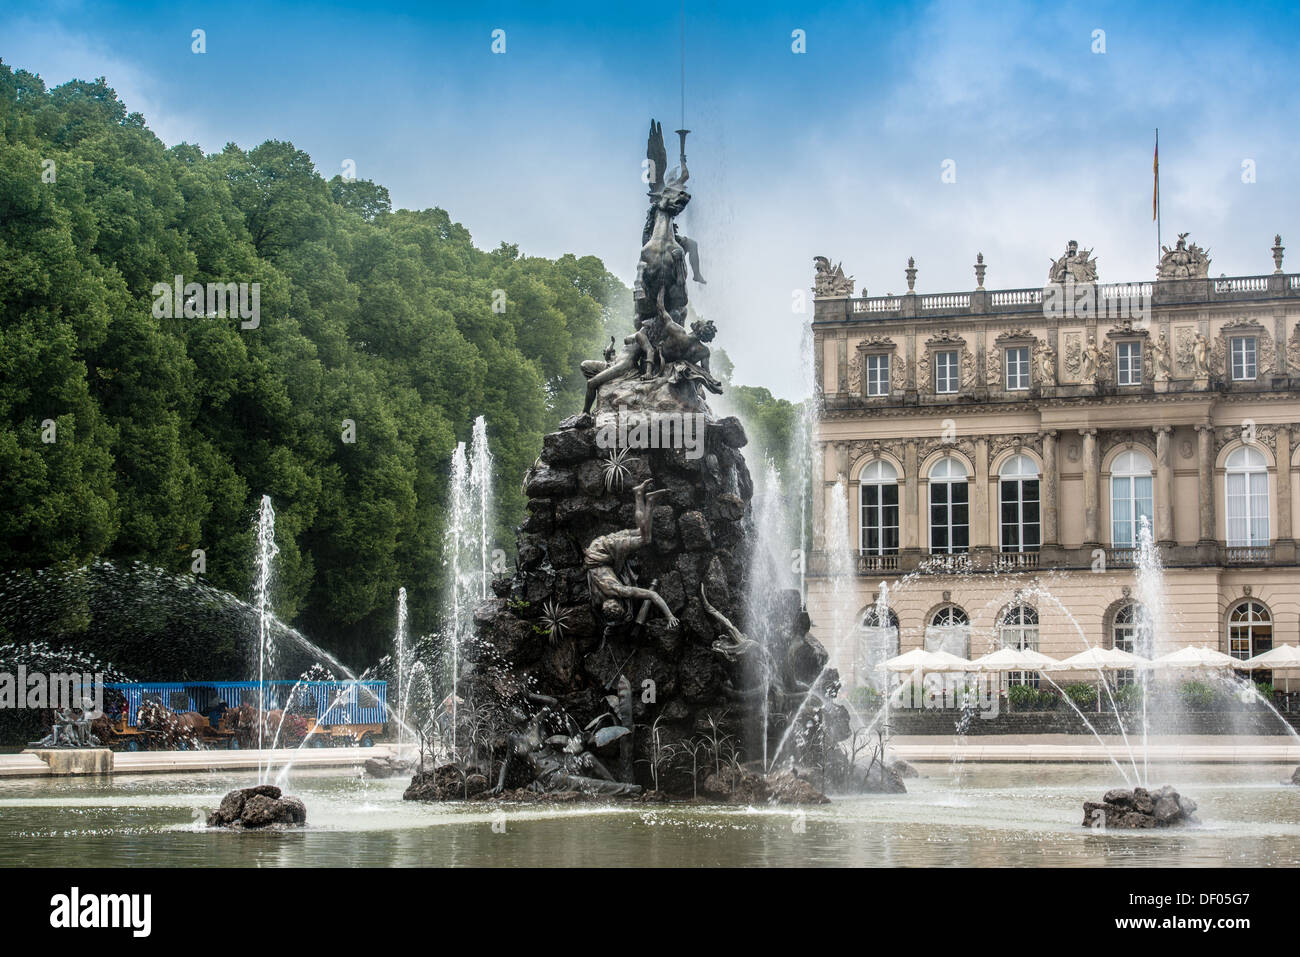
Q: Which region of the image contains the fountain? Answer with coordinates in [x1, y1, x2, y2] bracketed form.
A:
[405, 119, 845, 805]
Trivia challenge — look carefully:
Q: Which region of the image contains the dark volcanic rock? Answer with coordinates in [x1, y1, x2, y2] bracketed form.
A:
[207, 785, 306, 828]
[1083, 784, 1197, 828]
[543, 427, 597, 465]
[525, 466, 577, 497]
[1291, 766, 1300, 786]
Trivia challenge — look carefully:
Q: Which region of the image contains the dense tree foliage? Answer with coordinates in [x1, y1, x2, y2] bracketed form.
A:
[0, 63, 630, 667]
[0, 62, 797, 673]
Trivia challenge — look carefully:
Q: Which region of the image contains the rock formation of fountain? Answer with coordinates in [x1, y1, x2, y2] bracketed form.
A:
[407, 120, 841, 803]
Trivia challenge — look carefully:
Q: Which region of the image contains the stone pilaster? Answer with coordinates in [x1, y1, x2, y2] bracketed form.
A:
[1153, 426, 1174, 546]
[1195, 424, 1216, 548]
[811, 442, 826, 550]
[903, 439, 919, 552]
[1041, 430, 1059, 547]
[973, 436, 989, 549]
[1081, 428, 1100, 546]
[1277, 427, 1295, 562]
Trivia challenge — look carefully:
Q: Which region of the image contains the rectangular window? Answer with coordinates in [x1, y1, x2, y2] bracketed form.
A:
[1230, 336, 1257, 381]
[1226, 471, 1269, 546]
[935, 350, 959, 394]
[1000, 479, 1040, 552]
[1116, 341, 1142, 386]
[861, 483, 900, 555]
[1005, 347, 1030, 391]
[866, 354, 890, 396]
[1110, 475, 1154, 547]
[929, 482, 970, 554]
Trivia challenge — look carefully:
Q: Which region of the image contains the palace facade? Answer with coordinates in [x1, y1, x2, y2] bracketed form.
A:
[806, 236, 1300, 690]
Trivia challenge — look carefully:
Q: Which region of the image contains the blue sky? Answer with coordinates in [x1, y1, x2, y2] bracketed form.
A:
[6, 0, 1299, 397]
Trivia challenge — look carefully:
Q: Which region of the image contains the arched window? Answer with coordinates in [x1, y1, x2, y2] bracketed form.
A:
[862, 607, 900, 629]
[1000, 605, 1040, 687]
[858, 606, 900, 688]
[930, 605, 969, 627]
[1225, 446, 1269, 547]
[998, 455, 1040, 553]
[1110, 450, 1153, 547]
[928, 457, 969, 554]
[927, 604, 969, 658]
[1228, 600, 1272, 661]
[1111, 602, 1148, 686]
[859, 461, 899, 556]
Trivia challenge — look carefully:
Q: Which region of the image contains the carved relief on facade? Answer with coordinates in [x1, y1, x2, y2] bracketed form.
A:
[1101, 430, 1156, 458]
[990, 433, 1044, 459]
[1034, 342, 1057, 386]
[1288, 324, 1300, 375]
[1062, 331, 1083, 382]
[1173, 326, 1199, 377]
[1214, 425, 1278, 457]
[917, 436, 976, 464]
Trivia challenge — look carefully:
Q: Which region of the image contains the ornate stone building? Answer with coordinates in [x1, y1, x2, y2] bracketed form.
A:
[807, 235, 1300, 690]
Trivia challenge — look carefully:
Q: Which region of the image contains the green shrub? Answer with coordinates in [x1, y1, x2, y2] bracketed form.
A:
[1113, 683, 1143, 711]
[1179, 680, 1215, 710]
[1008, 684, 1056, 710]
[1062, 683, 1099, 709]
[1254, 682, 1275, 702]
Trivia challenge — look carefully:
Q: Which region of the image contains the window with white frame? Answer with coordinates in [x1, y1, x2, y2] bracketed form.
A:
[1228, 600, 1272, 661]
[1005, 346, 1030, 391]
[859, 460, 900, 555]
[1110, 450, 1154, 547]
[934, 350, 959, 394]
[1225, 446, 1269, 547]
[1230, 336, 1257, 381]
[866, 354, 890, 396]
[998, 454, 1040, 552]
[1116, 340, 1143, 386]
[928, 457, 969, 554]
[1000, 605, 1040, 687]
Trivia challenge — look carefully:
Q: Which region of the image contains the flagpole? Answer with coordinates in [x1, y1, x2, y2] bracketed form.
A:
[1155, 128, 1161, 265]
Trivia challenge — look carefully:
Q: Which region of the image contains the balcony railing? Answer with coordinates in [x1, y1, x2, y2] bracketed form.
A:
[823, 273, 1300, 323]
[1106, 548, 1136, 568]
[858, 554, 900, 573]
[1224, 545, 1273, 564]
[995, 552, 1040, 571]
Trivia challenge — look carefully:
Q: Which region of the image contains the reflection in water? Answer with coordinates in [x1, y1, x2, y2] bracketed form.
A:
[0, 764, 1297, 867]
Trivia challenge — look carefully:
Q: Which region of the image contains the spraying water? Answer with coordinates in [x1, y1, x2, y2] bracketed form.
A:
[253, 495, 279, 783]
[744, 460, 793, 770]
[442, 417, 495, 760]
[394, 586, 408, 746]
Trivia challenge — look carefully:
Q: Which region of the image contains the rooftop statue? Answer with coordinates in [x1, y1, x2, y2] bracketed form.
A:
[1157, 232, 1211, 280]
[1048, 240, 1098, 283]
[813, 256, 856, 298]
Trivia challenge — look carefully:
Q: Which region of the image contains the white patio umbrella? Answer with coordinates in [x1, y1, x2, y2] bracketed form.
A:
[876, 648, 975, 673]
[1147, 646, 1240, 670]
[1054, 646, 1148, 671]
[1241, 644, 1300, 691]
[971, 647, 1060, 672]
